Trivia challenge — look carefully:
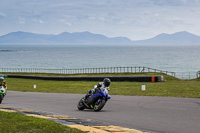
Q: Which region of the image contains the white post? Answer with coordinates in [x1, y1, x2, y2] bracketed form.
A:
[141, 85, 145, 91]
[34, 85, 36, 89]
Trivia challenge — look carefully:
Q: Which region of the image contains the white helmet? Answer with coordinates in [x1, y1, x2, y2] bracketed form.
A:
[0, 77, 4, 81]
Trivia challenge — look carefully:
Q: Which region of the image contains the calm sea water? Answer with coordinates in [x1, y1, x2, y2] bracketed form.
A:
[0, 44, 199, 73]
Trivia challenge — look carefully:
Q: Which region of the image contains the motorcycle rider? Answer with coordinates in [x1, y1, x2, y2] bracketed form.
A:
[0, 77, 7, 97]
[0, 77, 7, 90]
[84, 78, 111, 101]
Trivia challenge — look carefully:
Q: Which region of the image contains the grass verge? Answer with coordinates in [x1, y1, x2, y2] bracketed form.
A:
[0, 111, 85, 133]
[3, 72, 200, 98]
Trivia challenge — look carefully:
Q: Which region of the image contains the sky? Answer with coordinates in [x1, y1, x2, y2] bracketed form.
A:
[0, 0, 200, 40]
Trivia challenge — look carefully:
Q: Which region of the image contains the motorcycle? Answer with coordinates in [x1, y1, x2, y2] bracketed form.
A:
[0, 86, 6, 104]
[77, 86, 111, 112]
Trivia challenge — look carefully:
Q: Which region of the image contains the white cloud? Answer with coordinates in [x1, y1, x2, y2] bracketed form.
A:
[98, 17, 105, 22]
[1, 0, 200, 39]
[18, 17, 25, 24]
[0, 12, 6, 17]
[154, 13, 159, 17]
[33, 19, 45, 24]
[88, 16, 95, 20]
[59, 19, 72, 26]
[172, 17, 182, 22]
[118, 21, 125, 24]
[65, 22, 72, 26]
[38, 20, 44, 24]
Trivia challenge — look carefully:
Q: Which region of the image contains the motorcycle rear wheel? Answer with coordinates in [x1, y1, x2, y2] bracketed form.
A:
[94, 99, 106, 112]
[77, 97, 85, 110]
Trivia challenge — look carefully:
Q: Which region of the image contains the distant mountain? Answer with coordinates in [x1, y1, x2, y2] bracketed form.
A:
[133, 31, 200, 45]
[0, 31, 54, 44]
[0, 31, 200, 45]
[0, 31, 132, 45]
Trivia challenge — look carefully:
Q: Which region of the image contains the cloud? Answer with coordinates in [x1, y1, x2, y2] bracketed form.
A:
[98, 17, 105, 22]
[59, 19, 72, 26]
[64, 22, 72, 26]
[154, 13, 159, 17]
[18, 17, 26, 24]
[0, 12, 6, 17]
[150, 0, 200, 6]
[1, 0, 200, 39]
[33, 19, 45, 24]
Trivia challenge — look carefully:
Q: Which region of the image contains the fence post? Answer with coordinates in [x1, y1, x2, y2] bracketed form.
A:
[197, 71, 200, 78]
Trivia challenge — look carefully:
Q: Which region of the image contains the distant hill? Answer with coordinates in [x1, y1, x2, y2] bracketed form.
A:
[0, 31, 200, 45]
[0, 31, 54, 44]
[0, 31, 132, 45]
[133, 31, 200, 45]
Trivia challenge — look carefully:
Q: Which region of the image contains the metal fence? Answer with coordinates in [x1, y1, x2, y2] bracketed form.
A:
[174, 72, 198, 79]
[0, 66, 175, 75]
[0, 66, 199, 79]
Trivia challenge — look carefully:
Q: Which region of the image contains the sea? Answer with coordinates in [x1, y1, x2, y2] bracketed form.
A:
[0, 44, 199, 73]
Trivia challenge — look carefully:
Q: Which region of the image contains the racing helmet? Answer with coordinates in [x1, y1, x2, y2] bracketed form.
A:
[103, 78, 111, 87]
[0, 77, 4, 82]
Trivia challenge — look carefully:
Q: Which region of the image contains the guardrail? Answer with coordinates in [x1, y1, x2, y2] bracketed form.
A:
[0, 67, 199, 79]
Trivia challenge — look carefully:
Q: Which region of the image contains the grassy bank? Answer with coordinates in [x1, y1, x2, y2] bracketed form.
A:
[3, 72, 200, 98]
[0, 111, 85, 133]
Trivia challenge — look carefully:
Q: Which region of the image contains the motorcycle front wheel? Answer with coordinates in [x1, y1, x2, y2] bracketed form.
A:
[94, 99, 106, 112]
[0, 95, 3, 104]
[77, 97, 85, 110]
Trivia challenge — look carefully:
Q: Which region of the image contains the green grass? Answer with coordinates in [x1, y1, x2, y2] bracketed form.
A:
[3, 72, 200, 98]
[0, 111, 85, 133]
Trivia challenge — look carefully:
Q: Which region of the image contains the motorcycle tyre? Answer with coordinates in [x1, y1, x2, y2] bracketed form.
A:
[3, 93, 6, 98]
[77, 97, 85, 110]
[94, 99, 106, 112]
[0, 95, 3, 104]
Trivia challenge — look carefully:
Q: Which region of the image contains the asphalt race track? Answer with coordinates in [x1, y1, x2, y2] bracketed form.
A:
[2, 91, 200, 133]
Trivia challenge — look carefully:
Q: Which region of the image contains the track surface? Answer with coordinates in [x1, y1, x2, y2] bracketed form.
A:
[2, 91, 200, 133]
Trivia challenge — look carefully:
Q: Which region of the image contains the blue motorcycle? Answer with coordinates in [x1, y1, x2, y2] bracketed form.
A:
[77, 88, 111, 112]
